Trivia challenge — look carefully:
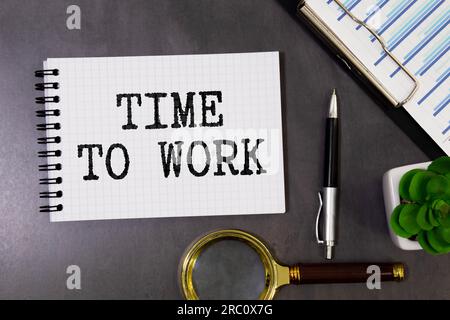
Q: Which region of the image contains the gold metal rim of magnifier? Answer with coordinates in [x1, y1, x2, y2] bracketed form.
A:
[180, 229, 290, 300]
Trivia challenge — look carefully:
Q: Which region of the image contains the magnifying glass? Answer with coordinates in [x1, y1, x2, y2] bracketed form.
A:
[179, 229, 405, 300]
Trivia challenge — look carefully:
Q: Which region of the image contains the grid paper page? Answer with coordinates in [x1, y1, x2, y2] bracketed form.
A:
[42, 52, 285, 222]
[307, 0, 450, 155]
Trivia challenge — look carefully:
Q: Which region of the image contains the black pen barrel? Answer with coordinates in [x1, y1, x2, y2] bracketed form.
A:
[324, 118, 339, 187]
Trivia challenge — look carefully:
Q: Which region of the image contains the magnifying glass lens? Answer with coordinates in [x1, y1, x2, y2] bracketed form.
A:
[192, 239, 266, 300]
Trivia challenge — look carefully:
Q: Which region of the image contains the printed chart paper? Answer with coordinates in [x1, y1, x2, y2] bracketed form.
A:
[307, 0, 450, 155]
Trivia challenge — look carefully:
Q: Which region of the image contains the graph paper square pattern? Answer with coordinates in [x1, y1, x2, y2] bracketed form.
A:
[42, 52, 285, 222]
[306, 0, 450, 155]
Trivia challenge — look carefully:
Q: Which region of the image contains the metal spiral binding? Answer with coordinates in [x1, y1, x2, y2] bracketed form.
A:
[40, 204, 63, 213]
[38, 150, 61, 158]
[36, 69, 63, 213]
[40, 191, 63, 198]
[35, 96, 60, 104]
[37, 136, 61, 144]
[40, 177, 63, 185]
[36, 123, 61, 131]
[35, 82, 59, 91]
[38, 164, 62, 171]
[36, 109, 60, 117]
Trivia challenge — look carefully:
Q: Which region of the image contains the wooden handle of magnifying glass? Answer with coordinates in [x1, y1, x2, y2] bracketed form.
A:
[289, 263, 405, 284]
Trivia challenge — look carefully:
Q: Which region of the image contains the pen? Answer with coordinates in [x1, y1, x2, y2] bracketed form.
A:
[316, 89, 340, 260]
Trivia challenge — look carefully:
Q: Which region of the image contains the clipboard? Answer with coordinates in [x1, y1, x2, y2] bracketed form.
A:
[298, 0, 420, 107]
[296, 0, 446, 158]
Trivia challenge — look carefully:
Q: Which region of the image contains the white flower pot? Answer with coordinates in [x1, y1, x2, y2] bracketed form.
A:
[382, 162, 431, 251]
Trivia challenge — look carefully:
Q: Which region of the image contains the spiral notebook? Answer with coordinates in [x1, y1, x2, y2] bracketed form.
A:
[299, 0, 450, 155]
[36, 52, 285, 222]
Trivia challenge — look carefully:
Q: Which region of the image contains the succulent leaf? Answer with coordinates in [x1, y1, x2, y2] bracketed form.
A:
[409, 171, 436, 203]
[431, 200, 450, 227]
[399, 204, 421, 235]
[438, 213, 450, 228]
[426, 175, 450, 200]
[399, 169, 423, 201]
[428, 156, 450, 175]
[416, 204, 433, 231]
[417, 231, 439, 255]
[429, 209, 441, 227]
[390, 204, 414, 238]
[427, 228, 450, 254]
[436, 226, 450, 244]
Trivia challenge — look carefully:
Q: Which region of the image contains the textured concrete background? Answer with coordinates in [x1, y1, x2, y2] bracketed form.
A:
[0, 0, 448, 299]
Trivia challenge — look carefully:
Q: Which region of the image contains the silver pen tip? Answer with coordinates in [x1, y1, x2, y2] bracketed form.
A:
[329, 89, 338, 118]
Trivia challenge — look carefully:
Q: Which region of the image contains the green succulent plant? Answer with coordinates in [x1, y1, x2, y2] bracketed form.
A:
[390, 156, 450, 255]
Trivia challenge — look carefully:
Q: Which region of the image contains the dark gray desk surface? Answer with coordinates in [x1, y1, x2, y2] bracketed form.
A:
[0, 0, 448, 299]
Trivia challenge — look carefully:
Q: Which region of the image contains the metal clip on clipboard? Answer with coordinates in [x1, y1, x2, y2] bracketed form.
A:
[298, 0, 420, 108]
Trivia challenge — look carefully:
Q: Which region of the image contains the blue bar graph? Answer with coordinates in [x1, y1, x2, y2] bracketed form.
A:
[433, 94, 450, 116]
[356, 0, 390, 30]
[338, 0, 362, 21]
[416, 38, 450, 76]
[324, 0, 449, 147]
[443, 122, 450, 135]
[390, 11, 449, 77]
[374, 0, 445, 66]
[386, 0, 443, 47]
[418, 67, 449, 105]
[370, 0, 418, 42]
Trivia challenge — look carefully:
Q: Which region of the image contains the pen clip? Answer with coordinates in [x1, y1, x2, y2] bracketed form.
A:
[316, 191, 324, 244]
